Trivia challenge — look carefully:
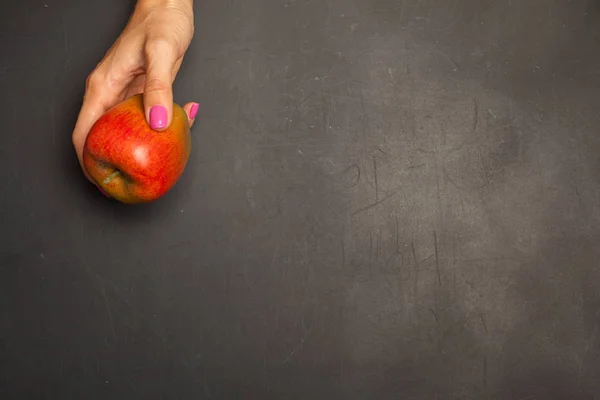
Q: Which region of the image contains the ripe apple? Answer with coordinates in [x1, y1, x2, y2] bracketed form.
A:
[83, 94, 191, 204]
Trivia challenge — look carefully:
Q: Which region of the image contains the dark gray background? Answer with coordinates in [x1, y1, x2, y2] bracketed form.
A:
[2, 0, 600, 398]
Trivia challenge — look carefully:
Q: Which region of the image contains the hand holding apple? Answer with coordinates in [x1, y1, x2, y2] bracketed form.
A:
[70, 0, 197, 200]
[83, 94, 192, 204]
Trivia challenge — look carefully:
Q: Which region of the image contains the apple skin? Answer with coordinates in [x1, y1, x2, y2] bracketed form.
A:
[83, 94, 191, 204]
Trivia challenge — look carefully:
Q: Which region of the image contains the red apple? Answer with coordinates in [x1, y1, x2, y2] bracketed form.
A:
[83, 94, 191, 204]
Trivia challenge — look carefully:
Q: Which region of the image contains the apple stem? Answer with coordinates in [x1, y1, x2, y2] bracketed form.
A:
[103, 170, 121, 185]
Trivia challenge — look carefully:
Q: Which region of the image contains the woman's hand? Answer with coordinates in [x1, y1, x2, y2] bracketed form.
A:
[72, 0, 197, 180]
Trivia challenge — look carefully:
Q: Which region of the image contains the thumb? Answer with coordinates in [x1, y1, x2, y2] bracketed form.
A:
[143, 40, 177, 131]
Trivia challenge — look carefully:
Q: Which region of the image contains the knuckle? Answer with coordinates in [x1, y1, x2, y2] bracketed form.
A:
[144, 37, 177, 57]
[144, 76, 170, 94]
[85, 71, 103, 94]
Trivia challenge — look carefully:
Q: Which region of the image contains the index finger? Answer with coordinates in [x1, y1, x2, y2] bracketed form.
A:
[72, 73, 123, 180]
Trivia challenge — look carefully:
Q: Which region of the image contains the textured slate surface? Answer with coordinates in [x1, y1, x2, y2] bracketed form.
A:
[1, 0, 600, 398]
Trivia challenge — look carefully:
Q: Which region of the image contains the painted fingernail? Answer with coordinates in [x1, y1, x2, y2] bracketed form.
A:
[149, 105, 167, 130]
[189, 103, 199, 120]
[95, 184, 110, 198]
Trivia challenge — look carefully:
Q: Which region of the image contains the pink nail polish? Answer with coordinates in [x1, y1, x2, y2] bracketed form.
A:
[149, 105, 167, 129]
[189, 103, 199, 120]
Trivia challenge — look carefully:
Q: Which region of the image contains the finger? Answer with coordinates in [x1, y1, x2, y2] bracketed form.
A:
[182, 102, 199, 127]
[172, 57, 183, 78]
[143, 39, 178, 131]
[72, 71, 120, 181]
[125, 57, 182, 99]
[73, 56, 137, 182]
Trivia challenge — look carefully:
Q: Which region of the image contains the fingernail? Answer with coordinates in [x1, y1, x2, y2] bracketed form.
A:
[95, 184, 110, 198]
[189, 103, 199, 120]
[149, 105, 167, 129]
